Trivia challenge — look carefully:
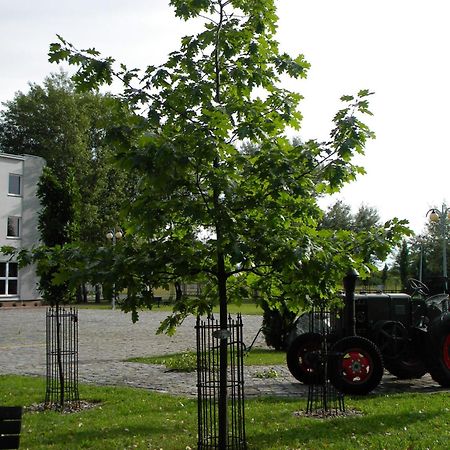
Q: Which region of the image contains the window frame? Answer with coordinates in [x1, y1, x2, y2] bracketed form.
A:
[7, 216, 21, 238]
[8, 173, 22, 196]
[0, 262, 19, 296]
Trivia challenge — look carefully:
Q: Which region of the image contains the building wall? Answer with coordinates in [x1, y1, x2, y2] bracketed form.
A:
[0, 153, 45, 302]
[0, 155, 23, 249]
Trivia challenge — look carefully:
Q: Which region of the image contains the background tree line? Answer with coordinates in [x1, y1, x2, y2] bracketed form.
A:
[320, 200, 450, 295]
[393, 214, 450, 295]
[0, 71, 137, 303]
[321, 200, 450, 294]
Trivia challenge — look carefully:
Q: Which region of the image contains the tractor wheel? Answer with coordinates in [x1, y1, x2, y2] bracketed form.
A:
[373, 320, 408, 359]
[286, 332, 324, 384]
[426, 323, 450, 387]
[384, 356, 427, 379]
[329, 336, 384, 395]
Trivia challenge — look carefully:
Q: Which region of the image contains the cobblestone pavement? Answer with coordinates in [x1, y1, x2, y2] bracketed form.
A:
[1, 307, 448, 398]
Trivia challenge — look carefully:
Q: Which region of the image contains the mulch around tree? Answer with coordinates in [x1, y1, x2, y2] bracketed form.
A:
[25, 400, 100, 414]
[293, 408, 363, 419]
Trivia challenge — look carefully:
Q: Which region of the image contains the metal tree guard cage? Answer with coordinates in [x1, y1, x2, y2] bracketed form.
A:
[306, 308, 345, 415]
[45, 306, 80, 407]
[196, 314, 246, 449]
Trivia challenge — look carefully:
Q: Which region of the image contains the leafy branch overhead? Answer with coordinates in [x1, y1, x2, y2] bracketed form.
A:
[42, 0, 409, 329]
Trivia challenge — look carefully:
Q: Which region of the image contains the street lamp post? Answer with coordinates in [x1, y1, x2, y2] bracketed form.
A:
[427, 204, 450, 293]
[106, 228, 123, 310]
[419, 239, 424, 283]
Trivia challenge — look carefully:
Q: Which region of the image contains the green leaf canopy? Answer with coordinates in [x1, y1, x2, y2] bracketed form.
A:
[44, 0, 409, 328]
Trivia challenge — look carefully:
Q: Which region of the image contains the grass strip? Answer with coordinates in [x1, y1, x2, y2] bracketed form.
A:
[75, 302, 263, 315]
[127, 348, 286, 371]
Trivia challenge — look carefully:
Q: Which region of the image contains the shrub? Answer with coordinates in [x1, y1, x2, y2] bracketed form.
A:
[261, 300, 297, 351]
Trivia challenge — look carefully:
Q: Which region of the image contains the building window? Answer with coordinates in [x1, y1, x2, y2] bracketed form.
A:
[8, 174, 22, 196]
[7, 216, 21, 238]
[0, 262, 18, 296]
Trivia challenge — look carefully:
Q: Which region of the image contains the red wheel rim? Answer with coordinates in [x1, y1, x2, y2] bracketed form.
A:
[341, 349, 372, 383]
[443, 334, 450, 370]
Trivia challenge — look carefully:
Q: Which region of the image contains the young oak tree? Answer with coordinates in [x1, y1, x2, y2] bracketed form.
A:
[48, 0, 408, 327]
[38, 2, 413, 443]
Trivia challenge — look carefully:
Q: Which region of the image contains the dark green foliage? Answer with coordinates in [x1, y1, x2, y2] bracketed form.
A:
[36, 167, 79, 304]
[37, 167, 79, 247]
[261, 300, 297, 351]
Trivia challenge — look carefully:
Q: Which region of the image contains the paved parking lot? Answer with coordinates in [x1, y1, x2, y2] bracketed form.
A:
[0, 306, 448, 398]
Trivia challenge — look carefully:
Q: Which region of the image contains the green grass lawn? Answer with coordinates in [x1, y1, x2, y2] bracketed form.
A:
[75, 303, 112, 310]
[212, 302, 262, 315]
[74, 301, 263, 315]
[1, 375, 449, 449]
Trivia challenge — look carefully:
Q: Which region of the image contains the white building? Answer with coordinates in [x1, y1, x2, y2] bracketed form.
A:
[0, 153, 45, 305]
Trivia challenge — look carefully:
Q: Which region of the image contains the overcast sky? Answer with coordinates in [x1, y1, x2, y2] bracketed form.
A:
[1, 0, 449, 233]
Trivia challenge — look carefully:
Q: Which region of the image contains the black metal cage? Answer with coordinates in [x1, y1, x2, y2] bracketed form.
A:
[306, 308, 345, 415]
[196, 314, 246, 449]
[45, 306, 80, 407]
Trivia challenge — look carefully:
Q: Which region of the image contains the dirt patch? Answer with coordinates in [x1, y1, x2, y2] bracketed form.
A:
[25, 400, 101, 414]
[293, 408, 363, 419]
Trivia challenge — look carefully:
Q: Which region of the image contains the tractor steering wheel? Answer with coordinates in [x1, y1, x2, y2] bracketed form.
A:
[408, 278, 429, 297]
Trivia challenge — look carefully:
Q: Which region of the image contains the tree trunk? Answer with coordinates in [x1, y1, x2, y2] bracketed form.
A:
[217, 251, 228, 450]
[95, 284, 101, 303]
[82, 283, 88, 303]
[55, 305, 65, 407]
[214, 160, 229, 449]
[175, 281, 183, 301]
[76, 285, 82, 303]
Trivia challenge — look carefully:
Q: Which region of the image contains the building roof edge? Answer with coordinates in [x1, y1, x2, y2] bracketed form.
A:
[0, 152, 45, 163]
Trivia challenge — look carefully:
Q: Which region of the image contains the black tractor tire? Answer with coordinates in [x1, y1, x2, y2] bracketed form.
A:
[329, 336, 384, 395]
[373, 320, 408, 359]
[425, 318, 450, 387]
[384, 356, 427, 380]
[286, 332, 324, 384]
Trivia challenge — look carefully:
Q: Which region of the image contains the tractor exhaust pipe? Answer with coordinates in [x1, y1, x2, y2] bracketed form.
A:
[343, 268, 359, 336]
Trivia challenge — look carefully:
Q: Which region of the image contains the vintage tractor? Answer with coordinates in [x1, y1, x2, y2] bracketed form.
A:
[286, 271, 450, 395]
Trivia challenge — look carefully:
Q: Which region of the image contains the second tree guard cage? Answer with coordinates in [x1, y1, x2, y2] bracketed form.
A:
[306, 307, 345, 415]
[45, 306, 80, 408]
[196, 314, 246, 449]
